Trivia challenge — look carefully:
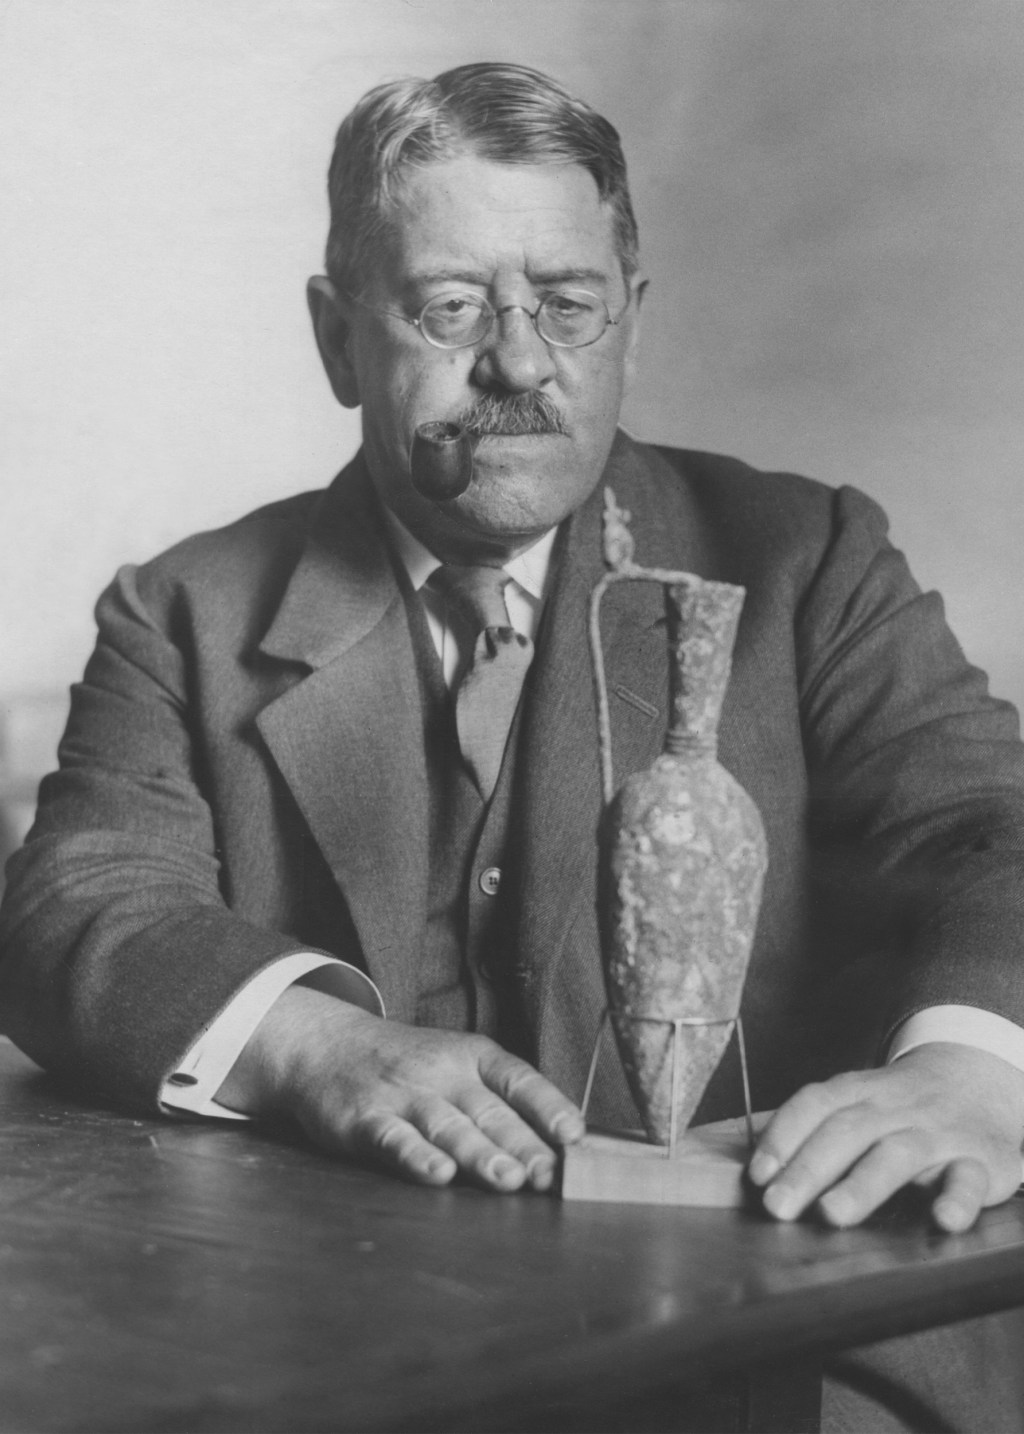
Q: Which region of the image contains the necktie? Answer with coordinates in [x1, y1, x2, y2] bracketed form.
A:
[430, 564, 535, 799]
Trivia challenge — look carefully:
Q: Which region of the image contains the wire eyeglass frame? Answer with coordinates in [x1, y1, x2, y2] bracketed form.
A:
[346, 287, 626, 350]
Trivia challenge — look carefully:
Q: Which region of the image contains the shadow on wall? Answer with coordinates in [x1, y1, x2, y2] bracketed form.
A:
[0, 693, 69, 893]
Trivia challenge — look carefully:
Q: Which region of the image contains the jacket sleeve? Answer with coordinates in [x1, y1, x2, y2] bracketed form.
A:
[0, 563, 318, 1111]
[795, 484, 1024, 1046]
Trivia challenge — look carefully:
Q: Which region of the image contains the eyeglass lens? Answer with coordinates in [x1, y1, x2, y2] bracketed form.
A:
[420, 290, 609, 349]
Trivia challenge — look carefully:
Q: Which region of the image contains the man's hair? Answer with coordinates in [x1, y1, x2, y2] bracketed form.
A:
[325, 62, 640, 293]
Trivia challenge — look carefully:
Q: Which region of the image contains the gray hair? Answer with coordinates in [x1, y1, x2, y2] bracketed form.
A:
[325, 62, 640, 292]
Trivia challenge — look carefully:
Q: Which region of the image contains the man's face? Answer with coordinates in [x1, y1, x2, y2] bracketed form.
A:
[312, 153, 642, 561]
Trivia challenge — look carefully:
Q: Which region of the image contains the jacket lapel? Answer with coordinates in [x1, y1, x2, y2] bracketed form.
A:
[255, 458, 428, 1021]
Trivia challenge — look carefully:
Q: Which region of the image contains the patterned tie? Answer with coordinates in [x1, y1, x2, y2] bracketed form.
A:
[430, 564, 535, 799]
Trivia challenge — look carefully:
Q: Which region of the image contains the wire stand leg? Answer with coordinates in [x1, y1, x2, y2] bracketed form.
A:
[580, 1008, 610, 1124]
[667, 1019, 684, 1158]
[735, 1015, 755, 1153]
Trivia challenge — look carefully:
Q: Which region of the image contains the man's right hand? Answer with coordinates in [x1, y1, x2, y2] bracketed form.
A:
[214, 987, 585, 1192]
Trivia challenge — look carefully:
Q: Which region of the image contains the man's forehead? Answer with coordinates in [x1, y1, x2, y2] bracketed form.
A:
[375, 154, 620, 286]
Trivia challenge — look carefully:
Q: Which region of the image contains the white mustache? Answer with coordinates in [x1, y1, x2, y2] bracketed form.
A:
[457, 392, 569, 437]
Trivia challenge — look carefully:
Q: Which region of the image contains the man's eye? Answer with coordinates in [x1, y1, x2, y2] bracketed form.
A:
[545, 295, 587, 315]
[426, 294, 479, 317]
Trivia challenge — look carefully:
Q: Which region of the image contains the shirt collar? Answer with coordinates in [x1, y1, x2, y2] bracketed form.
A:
[382, 507, 557, 602]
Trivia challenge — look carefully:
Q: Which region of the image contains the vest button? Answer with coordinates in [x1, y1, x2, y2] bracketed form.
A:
[479, 866, 502, 897]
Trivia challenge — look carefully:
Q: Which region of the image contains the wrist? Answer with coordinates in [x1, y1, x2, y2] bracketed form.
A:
[900, 1040, 1024, 1123]
[215, 986, 380, 1115]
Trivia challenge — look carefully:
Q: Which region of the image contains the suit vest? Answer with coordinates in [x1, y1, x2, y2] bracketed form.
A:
[401, 583, 531, 1056]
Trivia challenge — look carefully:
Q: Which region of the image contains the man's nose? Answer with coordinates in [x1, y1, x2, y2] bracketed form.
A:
[471, 307, 558, 392]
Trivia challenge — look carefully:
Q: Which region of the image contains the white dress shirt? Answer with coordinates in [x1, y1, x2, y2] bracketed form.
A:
[160, 515, 1024, 1118]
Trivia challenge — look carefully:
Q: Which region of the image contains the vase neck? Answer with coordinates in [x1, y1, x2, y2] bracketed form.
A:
[663, 579, 744, 755]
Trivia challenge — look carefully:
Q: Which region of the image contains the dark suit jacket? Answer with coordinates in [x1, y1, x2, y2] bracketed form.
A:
[3, 432, 1024, 1128]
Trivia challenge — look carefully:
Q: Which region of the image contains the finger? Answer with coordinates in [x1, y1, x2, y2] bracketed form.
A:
[759, 1097, 892, 1221]
[931, 1158, 990, 1234]
[815, 1127, 941, 1226]
[749, 1080, 850, 1188]
[409, 1096, 530, 1192]
[479, 1049, 585, 1147]
[457, 1089, 561, 1191]
[348, 1111, 458, 1187]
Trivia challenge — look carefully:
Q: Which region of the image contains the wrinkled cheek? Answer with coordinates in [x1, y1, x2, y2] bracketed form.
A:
[394, 360, 466, 443]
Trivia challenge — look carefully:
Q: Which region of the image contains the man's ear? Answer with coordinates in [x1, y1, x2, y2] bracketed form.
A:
[307, 276, 361, 409]
[622, 276, 647, 392]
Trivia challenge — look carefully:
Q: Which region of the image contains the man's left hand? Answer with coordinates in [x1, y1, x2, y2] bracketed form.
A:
[748, 1043, 1024, 1231]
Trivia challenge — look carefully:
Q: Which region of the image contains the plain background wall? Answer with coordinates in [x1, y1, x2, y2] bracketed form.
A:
[3, 0, 1024, 737]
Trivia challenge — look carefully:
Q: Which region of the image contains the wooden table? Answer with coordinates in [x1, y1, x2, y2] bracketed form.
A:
[1, 1040, 1023, 1434]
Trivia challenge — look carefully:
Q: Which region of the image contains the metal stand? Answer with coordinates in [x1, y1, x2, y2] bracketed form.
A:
[580, 1007, 756, 1157]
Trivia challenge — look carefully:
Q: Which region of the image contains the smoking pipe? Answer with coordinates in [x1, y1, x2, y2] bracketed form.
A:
[410, 421, 474, 502]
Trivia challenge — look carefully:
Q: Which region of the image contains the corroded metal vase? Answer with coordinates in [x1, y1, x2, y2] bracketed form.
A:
[591, 491, 768, 1145]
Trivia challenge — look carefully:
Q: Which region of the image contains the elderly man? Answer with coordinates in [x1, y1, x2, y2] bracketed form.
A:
[3, 62, 1024, 1428]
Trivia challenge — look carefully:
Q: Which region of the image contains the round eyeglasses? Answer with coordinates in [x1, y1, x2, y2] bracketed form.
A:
[351, 288, 623, 350]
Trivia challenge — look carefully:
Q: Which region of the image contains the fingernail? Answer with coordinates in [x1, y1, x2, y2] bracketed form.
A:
[819, 1191, 856, 1227]
[748, 1150, 779, 1186]
[425, 1154, 453, 1181]
[526, 1156, 555, 1191]
[763, 1184, 800, 1221]
[552, 1112, 585, 1143]
[488, 1156, 523, 1187]
[934, 1198, 971, 1232]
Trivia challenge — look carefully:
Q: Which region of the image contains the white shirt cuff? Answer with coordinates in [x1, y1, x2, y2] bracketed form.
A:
[887, 1005, 1024, 1075]
[888, 1005, 1024, 1185]
[159, 954, 384, 1119]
